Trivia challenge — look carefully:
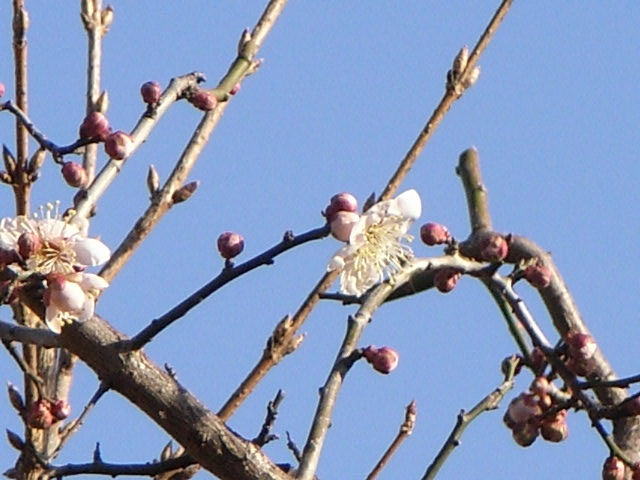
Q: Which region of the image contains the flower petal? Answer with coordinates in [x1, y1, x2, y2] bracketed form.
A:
[393, 189, 421, 220]
[79, 273, 109, 290]
[45, 305, 63, 333]
[73, 238, 111, 266]
[77, 294, 96, 322]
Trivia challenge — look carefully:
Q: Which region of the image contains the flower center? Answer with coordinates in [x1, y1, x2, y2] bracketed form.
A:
[30, 238, 77, 274]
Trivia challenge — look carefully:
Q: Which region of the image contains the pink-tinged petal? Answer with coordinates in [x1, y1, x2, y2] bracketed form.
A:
[45, 305, 63, 333]
[79, 273, 109, 291]
[50, 281, 86, 312]
[73, 238, 111, 266]
[327, 255, 346, 272]
[392, 189, 421, 220]
[77, 295, 96, 322]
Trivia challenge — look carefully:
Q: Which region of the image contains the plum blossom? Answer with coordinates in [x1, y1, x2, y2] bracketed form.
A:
[327, 189, 421, 295]
[0, 202, 111, 331]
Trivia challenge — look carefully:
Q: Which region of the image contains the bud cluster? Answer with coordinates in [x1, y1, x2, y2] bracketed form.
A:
[26, 398, 71, 429]
[503, 375, 569, 447]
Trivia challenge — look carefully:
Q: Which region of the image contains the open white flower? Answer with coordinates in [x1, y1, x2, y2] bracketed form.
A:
[0, 202, 110, 275]
[327, 189, 421, 295]
[44, 273, 109, 333]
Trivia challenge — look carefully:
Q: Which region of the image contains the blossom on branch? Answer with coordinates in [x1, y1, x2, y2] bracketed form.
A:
[327, 189, 421, 295]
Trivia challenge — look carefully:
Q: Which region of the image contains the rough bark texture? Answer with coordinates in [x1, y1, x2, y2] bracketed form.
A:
[57, 316, 291, 480]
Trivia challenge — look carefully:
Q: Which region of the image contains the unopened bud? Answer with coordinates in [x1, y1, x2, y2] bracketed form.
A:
[104, 131, 132, 160]
[7, 383, 24, 413]
[189, 89, 217, 111]
[434, 268, 461, 293]
[172, 181, 199, 204]
[524, 263, 552, 289]
[324, 192, 358, 223]
[566, 330, 597, 361]
[101, 5, 114, 33]
[146, 164, 160, 196]
[96, 90, 110, 113]
[530, 376, 550, 397]
[229, 83, 241, 95]
[479, 234, 508, 262]
[51, 399, 71, 421]
[0, 248, 20, 265]
[6, 429, 24, 451]
[217, 232, 244, 260]
[462, 66, 481, 89]
[141, 81, 161, 104]
[79, 111, 110, 141]
[27, 148, 46, 175]
[540, 409, 568, 442]
[0, 83, 5, 98]
[420, 222, 451, 246]
[27, 399, 53, 429]
[528, 347, 546, 372]
[237, 28, 251, 55]
[330, 211, 359, 242]
[363, 346, 399, 375]
[506, 393, 541, 426]
[602, 456, 626, 480]
[17, 232, 41, 260]
[512, 420, 539, 447]
[452, 46, 469, 78]
[61, 162, 88, 188]
[247, 58, 263, 75]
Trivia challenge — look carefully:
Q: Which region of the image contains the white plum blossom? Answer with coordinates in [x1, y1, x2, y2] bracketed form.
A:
[327, 189, 421, 295]
[0, 202, 111, 331]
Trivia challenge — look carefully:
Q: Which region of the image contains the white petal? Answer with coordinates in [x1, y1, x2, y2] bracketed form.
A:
[45, 306, 63, 333]
[73, 238, 111, 266]
[51, 282, 86, 312]
[393, 189, 421, 220]
[328, 254, 346, 272]
[77, 295, 96, 322]
[79, 273, 109, 291]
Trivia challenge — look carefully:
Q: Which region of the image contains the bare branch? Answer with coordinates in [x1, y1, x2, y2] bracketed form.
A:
[252, 390, 285, 447]
[366, 400, 417, 480]
[125, 224, 329, 350]
[47, 454, 196, 478]
[0, 319, 59, 348]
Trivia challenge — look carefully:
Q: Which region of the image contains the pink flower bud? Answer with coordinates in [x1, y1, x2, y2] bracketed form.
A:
[324, 192, 358, 223]
[511, 420, 539, 447]
[524, 264, 552, 289]
[189, 89, 217, 111]
[79, 111, 111, 141]
[602, 456, 626, 480]
[530, 376, 550, 397]
[540, 409, 568, 442]
[51, 399, 71, 421]
[61, 162, 88, 188]
[363, 346, 399, 375]
[506, 393, 541, 426]
[217, 232, 244, 260]
[434, 268, 461, 293]
[104, 131, 133, 160]
[566, 330, 597, 361]
[479, 234, 509, 262]
[229, 83, 241, 95]
[140, 81, 161, 104]
[27, 399, 53, 429]
[420, 222, 451, 246]
[330, 211, 359, 242]
[17, 232, 41, 260]
[0, 83, 5, 98]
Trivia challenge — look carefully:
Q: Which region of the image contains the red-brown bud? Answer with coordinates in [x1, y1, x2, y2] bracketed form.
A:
[172, 181, 200, 204]
[229, 83, 241, 95]
[217, 232, 244, 260]
[434, 268, 461, 293]
[79, 111, 111, 141]
[17, 232, 41, 260]
[61, 162, 88, 188]
[524, 263, 552, 289]
[530, 376, 550, 397]
[479, 234, 508, 262]
[528, 347, 546, 372]
[140, 81, 161, 104]
[540, 409, 568, 442]
[0, 248, 19, 266]
[632, 465, 640, 480]
[27, 399, 53, 429]
[566, 330, 597, 361]
[324, 192, 358, 223]
[0, 83, 5, 98]
[363, 346, 399, 375]
[420, 222, 451, 246]
[104, 131, 133, 160]
[189, 89, 217, 111]
[511, 420, 539, 447]
[7, 383, 24, 414]
[6, 429, 24, 452]
[51, 399, 71, 421]
[618, 395, 640, 418]
[602, 456, 626, 480]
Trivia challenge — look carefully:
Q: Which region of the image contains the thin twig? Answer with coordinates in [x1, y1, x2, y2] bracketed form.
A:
[124, 224, 329, 350]
[2, 339, 45, 396]
[366, 400, 417, 480]
[252, 389, 285, 446]
[379, 0, 515, 202]
[286, 431, 302, 462]
[51, 382, 109, 460]
[46, 453, 196, 478]
[579, 375, 640, 390]
[422, 356, 519, 480]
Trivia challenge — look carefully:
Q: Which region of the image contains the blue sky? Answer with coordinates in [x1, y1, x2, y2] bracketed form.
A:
[0, 1, 639, 479]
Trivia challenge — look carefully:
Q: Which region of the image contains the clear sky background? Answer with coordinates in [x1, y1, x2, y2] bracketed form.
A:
[0, 1, 639, 479]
